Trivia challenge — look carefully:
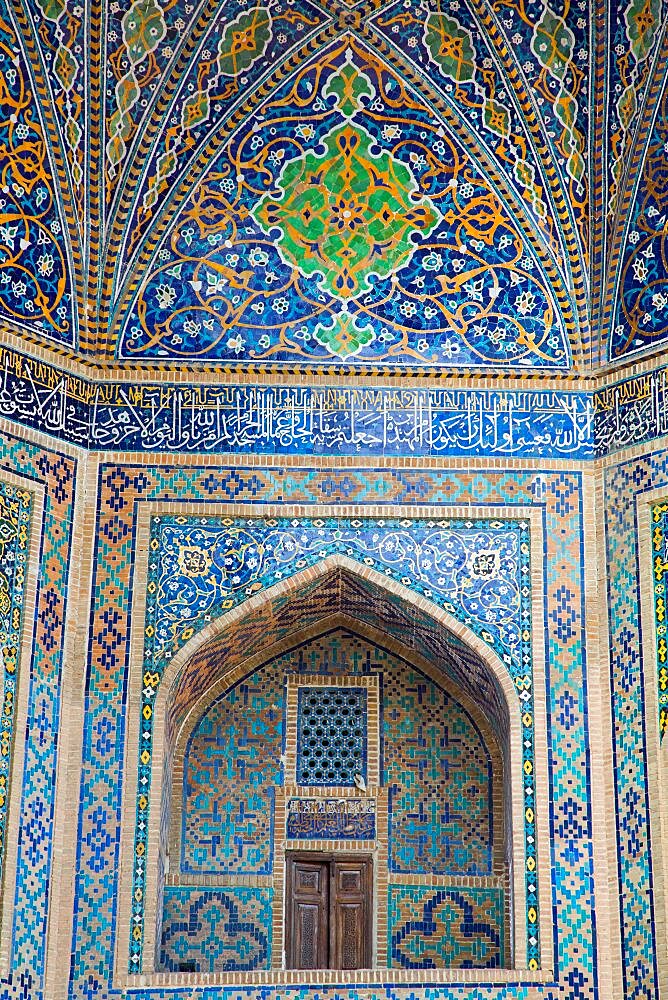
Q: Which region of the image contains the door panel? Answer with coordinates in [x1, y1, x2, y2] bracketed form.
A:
[287, 859, 329, 969]
[330, 860, 371, 970]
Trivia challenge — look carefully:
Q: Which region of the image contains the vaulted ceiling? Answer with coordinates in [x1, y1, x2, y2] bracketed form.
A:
[1, 0, 667, 375]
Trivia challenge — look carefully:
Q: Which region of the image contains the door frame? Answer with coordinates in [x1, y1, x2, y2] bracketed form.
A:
[285, 851, 374, 970]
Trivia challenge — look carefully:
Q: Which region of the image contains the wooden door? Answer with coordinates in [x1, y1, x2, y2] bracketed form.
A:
[286, 854, 372, 969]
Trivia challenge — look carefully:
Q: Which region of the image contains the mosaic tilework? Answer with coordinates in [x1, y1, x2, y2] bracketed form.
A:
[286, 798, 376, 840]
[651, 500, 668, 740]
[159, 887, 272, 973]
[103, 1, 324, 197]
[170, 628, 503, 967]
[1, 0, 605, 367]
[0, 480, 33, 889]
[173, 628, 499, 971]
[69, 465, 593, 1000]
[182, 677, 283, 874]
[120, 39, 571, 370]
[165, 567, 511, 756]
[296, 687, 367, 787]
[607, 0, 666, 224]
[7, 0, 668, 374]
[150, 518, 526, 666]
[135, 515, 535, 968]
[370, 0, 585, 248]
[595, 368, 668, 456]
[384, 666, 494, 876]
[606, 449, 668, 1000]
[610, 72, 668, 361]
[0, 344, 594, 457]
[8, 338, 668, 461]
[0, 17, 76, 346]
[0, 436, 76, 1000]
[9, 0, 654, 369]
[388, 885, 504, 970]
[180, 629, 495, 874]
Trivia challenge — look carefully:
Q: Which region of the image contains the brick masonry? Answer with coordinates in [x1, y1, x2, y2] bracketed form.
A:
[0, 430, 662, 1000]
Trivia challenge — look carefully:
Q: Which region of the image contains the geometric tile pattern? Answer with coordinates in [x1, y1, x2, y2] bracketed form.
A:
[67, 464, 594, 1000]
[388, 885, 504, 969]
[173, 628, 499, 970]
[180, 627, 497, 875]
[182, 678, 283, 874]
[606, 451, 668, 1000]
[0, 435, 76, 1000]
[165, 566, 511, 754]
[296, 686, 367, 787]
[0, 480, 33, 890]
[159, 886, 272, 973]
[384, 665, 494, 876]
[651, 500, 668, 740]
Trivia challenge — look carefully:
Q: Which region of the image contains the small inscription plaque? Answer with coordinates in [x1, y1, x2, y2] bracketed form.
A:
[286, 798, 376, 840]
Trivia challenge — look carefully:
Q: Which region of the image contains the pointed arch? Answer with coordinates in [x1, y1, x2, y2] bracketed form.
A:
[133, 555, 529, 980]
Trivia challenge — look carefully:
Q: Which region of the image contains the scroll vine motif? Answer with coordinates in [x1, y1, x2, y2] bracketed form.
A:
[106, 0, 168, 177]
[608, 0, 663, 220]
[140, 7, 273, 212]
[33, 0, 85, 201]
[373, 0, 588, 259]
[610, 77, 668, 359]
[113, 0, 326, 257]
[0, 17, 74, 344]
[121, 39, 570, 369]
[420, 10, 547, 232]
[530, 6, 585, 187]
[151, 519, 525, 660]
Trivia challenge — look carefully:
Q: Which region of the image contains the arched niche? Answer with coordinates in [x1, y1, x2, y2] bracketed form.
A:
[142, 557, 527, 981]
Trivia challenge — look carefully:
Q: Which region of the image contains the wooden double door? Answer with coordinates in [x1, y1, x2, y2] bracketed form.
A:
[285, 853, 373, 970]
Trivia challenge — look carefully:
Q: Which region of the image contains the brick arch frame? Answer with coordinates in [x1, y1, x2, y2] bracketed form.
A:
[136, 554, 529, 981]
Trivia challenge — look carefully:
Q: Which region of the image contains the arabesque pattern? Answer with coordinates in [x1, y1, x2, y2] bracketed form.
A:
[608, 0, 666, 222]
[0, 16, 75, 346]
[5, 0, 668, 365]
[121, 41, 571, 368]
[0, 0, 624, 367]
[610, 76, 668, 359]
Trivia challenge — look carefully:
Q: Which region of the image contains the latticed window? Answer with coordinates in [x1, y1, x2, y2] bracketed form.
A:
[296, 687, 367, 786]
